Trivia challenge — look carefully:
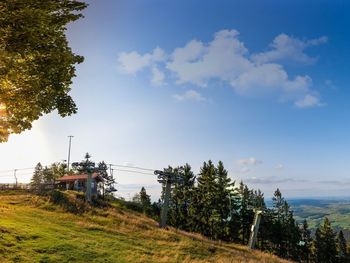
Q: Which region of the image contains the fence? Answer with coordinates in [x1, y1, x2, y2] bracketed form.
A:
[0, 183, 30, 190]
[0, 183, 56, 192]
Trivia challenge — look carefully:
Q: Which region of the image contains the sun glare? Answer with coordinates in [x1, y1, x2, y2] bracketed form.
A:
[0, 121, 52, 184]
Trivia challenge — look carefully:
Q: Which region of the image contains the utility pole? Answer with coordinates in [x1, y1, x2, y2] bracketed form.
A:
[248, 209, 263, 249]
[86, 169, 92, 202]
[109, 164, 112, 176]
[14, 169, 17, 188]
[67, 135, 74, 172]
[155, 170, 183, 228]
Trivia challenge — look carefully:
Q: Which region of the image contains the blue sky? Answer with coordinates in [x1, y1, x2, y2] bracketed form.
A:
[1, 0, 350, 199]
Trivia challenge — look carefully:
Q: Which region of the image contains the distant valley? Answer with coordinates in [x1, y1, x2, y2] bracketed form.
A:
[276, 198, 350, 241]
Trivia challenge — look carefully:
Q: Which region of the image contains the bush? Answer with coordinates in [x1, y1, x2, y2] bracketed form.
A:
[49, 190, 88, 214]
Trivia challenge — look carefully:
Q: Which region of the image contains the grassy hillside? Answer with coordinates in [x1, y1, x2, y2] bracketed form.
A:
[0, 191, 290, 263]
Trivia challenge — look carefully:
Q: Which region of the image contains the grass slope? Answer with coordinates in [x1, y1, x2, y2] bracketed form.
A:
[0, 191, 289, 263]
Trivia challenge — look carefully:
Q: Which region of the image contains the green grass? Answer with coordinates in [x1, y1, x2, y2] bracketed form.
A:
[0, 191, 289, 263]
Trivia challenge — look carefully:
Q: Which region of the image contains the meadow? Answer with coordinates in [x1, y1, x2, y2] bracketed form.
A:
[0, 191, 289, 263]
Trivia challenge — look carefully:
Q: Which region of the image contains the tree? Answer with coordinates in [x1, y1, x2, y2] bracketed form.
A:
[97, 161, 116, 196]
[30, 163, 43, 192]
[271, 188, 287, 257]
[139, 187, 151, 214]
[337, 230, 348, 263]
[0, 0, 87, 142]
[300, 219, 313, 262]
[215, 161, 239, 241]
[132, 193, 141, 203]
[31, 162, 66, 192]
[189, 160, 219, 238]
[237, 181, 255, 244]
[313, 217, 337, 263]
[167, 164, 195, 230]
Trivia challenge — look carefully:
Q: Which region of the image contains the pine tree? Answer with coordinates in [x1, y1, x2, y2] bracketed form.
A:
[337, 230, 348, 263]
[139, 187, 151, 214]
[42, 166, 55, 184]
[300, 219, 313, 262]
[215, 161, 239, 241]
[314, 217, 337, 263]
[271, 188, 287, 257]
[285, 211, 301, 260]
[30, 163, 43, 193]
[237, 181, 254, 244]
[97, 161, 116, 196]
[189, 160, 219, 238]
[168, 164, 195, 230]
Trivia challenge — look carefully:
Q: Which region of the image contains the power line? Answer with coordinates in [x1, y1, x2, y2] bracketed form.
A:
[114, 168, 155, 176]
[110, 164, 156, 172]
[0, 167, 34, 174]
[0, 172, 34, 177]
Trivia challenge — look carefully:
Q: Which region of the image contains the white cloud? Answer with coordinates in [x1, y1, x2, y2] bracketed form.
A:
[117, 47, 166, 74]
[151, 67, 165, 86]
[275, 164, 284, 170]
[167, 29, 251, 87]
[118, 51, 151, 74]
[237, 157, 262, 166]
[236, 157, 262, 174]
[252, 34, 328, 64]
[118, 30, 327, 108]
[244, 176, 307, 184]
[173, 90, 205, 102]
[238, 166, 251, 174]
[295, 94, 323, 108]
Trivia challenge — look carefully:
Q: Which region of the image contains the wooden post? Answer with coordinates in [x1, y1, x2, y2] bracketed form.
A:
[86, 171, 92, 203]
[160, 179, 171, 228]
[248, 210, 262, 249]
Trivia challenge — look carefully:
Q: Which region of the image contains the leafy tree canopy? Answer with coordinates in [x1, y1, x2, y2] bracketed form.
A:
[0, 0, 87, 141]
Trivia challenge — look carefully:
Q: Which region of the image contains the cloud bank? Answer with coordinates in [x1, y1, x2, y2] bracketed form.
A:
[118, 30, 327, 108]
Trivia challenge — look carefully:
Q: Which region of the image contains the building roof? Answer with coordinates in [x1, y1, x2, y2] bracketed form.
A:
[56, 173, 104, 182]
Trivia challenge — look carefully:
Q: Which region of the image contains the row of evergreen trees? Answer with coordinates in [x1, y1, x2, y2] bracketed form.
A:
[30, 162, 66, 192]
[134, 160, 348, 263]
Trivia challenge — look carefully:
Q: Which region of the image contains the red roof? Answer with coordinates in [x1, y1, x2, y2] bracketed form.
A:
[56, 173, 103, 182]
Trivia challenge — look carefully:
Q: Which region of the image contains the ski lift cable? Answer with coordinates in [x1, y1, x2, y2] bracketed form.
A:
[110, 164, 156, 172]
[113, 168, 155, 176]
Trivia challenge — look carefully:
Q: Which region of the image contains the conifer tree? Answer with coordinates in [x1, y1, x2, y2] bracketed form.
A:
[300, 219, 313, 262]
[168, 164, 195, 230]
[271, 188, 288, 257]
[189, 160, 219, 238]
[237, 181, 254, 244]
[337, 230, 348, 263]
[215, 161, 239, 241]
[42, 166, 55, 184]
[314, 217, 337, 263]
[30, 163, 43, 193]
[139, 186, 151, 214]
[97, 161, 116, 196]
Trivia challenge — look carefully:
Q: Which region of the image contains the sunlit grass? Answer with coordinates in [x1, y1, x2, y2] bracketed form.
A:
[0, 192, 290, 263]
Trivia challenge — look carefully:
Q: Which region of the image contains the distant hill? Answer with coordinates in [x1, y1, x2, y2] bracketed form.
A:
[286, 198, 350, 241]
[0, 191, 289, 263]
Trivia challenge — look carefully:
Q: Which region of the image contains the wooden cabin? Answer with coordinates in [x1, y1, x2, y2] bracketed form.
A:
[56, 173, 104, 196]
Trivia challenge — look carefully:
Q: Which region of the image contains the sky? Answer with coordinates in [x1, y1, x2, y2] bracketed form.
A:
[1, 0, 350, 199]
